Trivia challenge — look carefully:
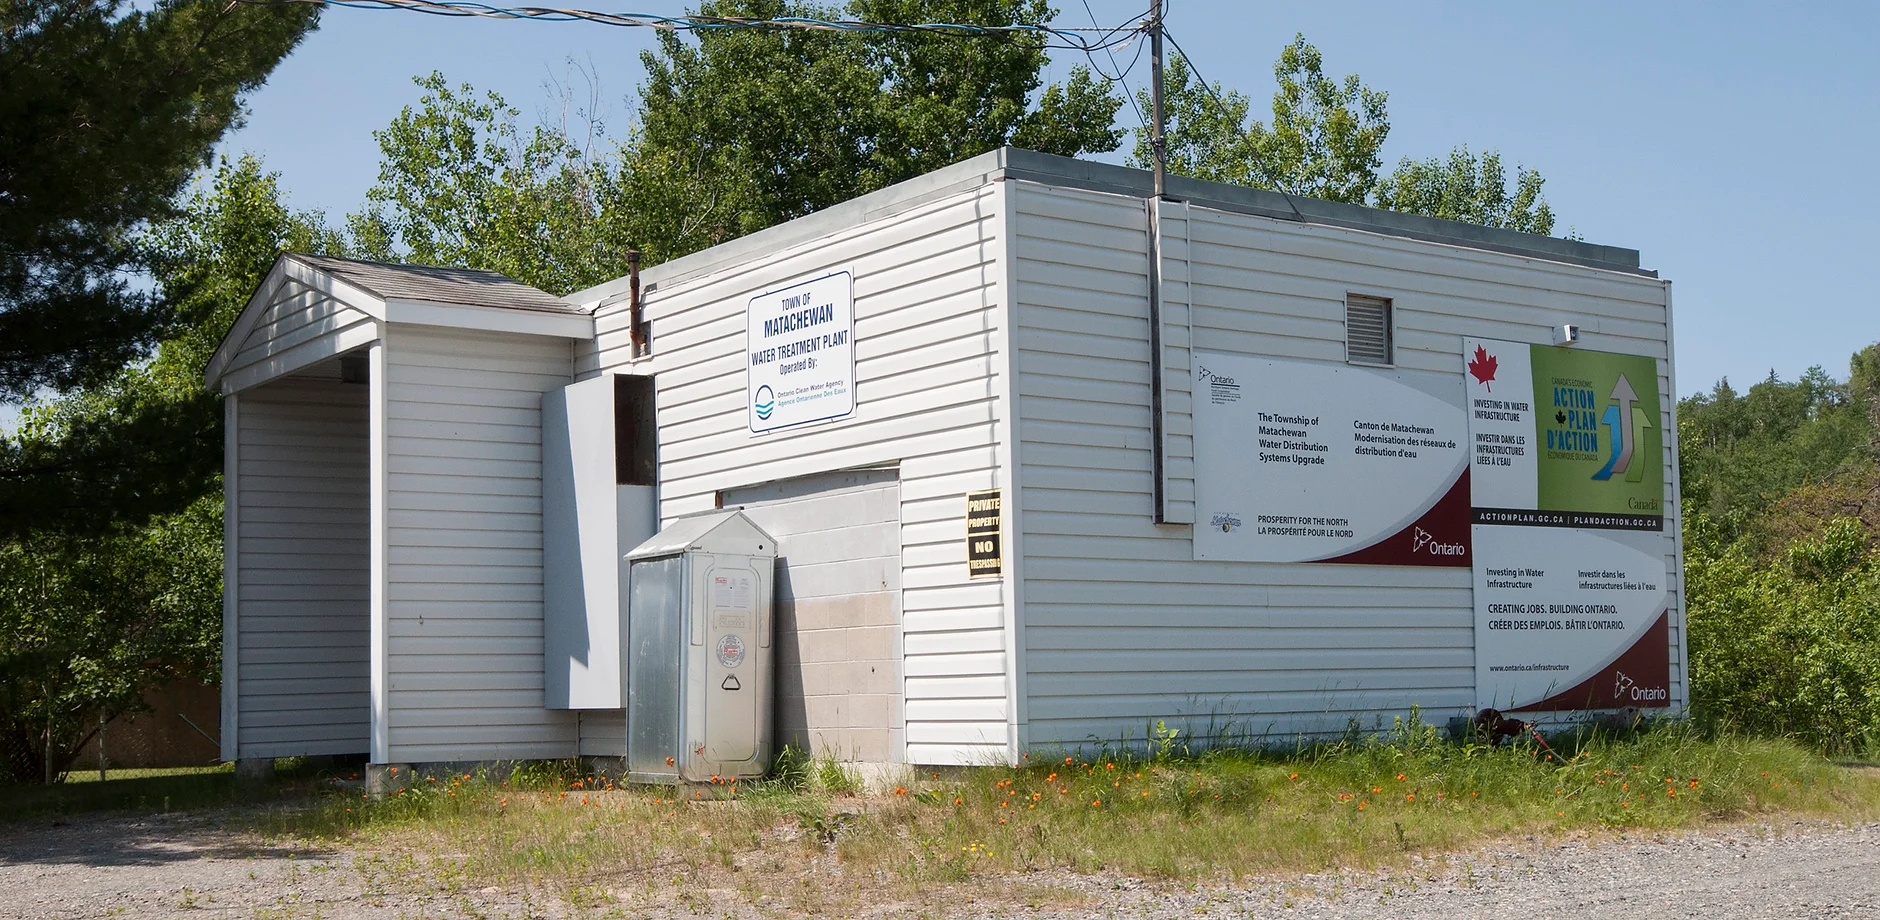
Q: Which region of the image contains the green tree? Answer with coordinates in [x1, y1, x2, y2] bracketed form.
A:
[0, 157, 339, 543]
[1129, 35, 1557, 232]
[0, 0, 319, 403]
[1375, 146, 1555, 236]
[1678, 351, 1875, 542]
[359, 0, 1124, 279]
[0, 157, 335, 781]
[348, 73, 621, 295]
[1685, 516, 1880, 753]
[1130, 36, 1388, 204]
[0, 495, 223, 783]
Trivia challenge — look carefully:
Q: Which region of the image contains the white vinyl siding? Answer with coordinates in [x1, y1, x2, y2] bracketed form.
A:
[1010, 180, 1680, 746]
[223, 275, 376, 389]
[234, 370, 371, 758]
[581, 183, 1012, 766]
[381, 325, 577, 762]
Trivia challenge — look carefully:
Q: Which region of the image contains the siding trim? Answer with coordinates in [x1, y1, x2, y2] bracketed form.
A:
[1664, 280, 1690, 713]
[993, 179, 1026, 760]
[385, 298, 594, 340]
[221, 394, 241, 763]
[220, 321, 380, 395]
[1153, 198, 1195, 525]
[369, 341, 391, 763]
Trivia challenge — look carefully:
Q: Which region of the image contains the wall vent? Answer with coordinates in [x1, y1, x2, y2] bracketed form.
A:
[1345, 295, 1393, 365]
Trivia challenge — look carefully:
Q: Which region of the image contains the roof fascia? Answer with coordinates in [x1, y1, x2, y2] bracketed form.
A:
[217, 320, 380, 395]
[384, 298, 595, 339]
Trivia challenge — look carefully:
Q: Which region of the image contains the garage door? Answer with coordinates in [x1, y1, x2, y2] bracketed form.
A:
[720, 468, 901, 765]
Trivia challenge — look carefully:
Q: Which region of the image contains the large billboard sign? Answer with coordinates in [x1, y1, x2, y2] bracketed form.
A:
[1192, 353, 1470, 566]
[1465, 338, 1671, 711]
[746, 269, 856, 434]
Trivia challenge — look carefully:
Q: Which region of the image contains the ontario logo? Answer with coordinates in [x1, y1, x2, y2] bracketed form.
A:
[1613, 669, 1668, 703]
[1411, 526, 1465, 557]
[753, 385, 776, 421]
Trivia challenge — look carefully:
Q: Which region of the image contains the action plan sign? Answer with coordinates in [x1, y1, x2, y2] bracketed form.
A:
[1466, 337, 1670, 711]
[746, 269, 855, 434]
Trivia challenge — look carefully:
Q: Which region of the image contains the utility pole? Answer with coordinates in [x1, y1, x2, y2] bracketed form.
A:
[1148, 0, 1166, 201]
[1144, 0, 1169, 524]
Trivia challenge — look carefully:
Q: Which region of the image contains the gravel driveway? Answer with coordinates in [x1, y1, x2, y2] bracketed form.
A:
[2, 811, 1876, 918]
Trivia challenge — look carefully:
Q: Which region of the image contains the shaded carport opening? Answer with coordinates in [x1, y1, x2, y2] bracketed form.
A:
[227, 353, 374, 760]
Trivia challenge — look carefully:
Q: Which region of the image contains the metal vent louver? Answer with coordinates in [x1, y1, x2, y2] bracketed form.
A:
[1345, 295, 1393, 365]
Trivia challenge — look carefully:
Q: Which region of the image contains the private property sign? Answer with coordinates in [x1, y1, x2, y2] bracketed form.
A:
[746, 269, 855, 434]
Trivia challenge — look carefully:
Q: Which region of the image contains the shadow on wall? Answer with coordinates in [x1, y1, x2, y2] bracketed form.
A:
[773, 558, 811, 753]
[70, 678, 222, 770]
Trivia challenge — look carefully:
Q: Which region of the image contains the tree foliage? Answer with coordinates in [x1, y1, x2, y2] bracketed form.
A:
[1685, 517, 1880, 753]
[0, 157, 334, 781]
[0, 495, 222, 783]
[1678, 345, 1879, 546]
[1375, 146, 1555, 236]
[0, 0, 319, 402]
[358, 0, 1124, 282]
[348, 73, 620, 295]
[1130, 35, 1555, 233]
[1678, 342, 1880, 753]
[1132, 37, 1387, 203]
[0, 158, 339, 543]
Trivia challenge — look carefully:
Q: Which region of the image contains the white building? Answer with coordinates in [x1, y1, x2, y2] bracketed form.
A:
[209, 148, 1684, 777]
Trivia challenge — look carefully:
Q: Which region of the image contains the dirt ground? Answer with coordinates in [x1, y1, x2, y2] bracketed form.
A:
[2, 809, 1878, 919]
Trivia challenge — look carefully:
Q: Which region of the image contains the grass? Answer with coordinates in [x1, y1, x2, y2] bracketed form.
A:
[222, 720, 1880, 915]
[0, 758, 343, 824]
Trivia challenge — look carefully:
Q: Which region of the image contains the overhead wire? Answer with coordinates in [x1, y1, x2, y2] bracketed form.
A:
[1080, 0, 1150, 132]
[236, 0, 1148, 52]
[1161, 23, 1306, 220]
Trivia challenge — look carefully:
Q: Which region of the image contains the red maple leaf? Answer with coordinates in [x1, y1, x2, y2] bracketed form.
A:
[1468, 345, 1498, 391]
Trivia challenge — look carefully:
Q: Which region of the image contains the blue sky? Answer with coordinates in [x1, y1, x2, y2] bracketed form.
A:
[215, 0, 1876, 397]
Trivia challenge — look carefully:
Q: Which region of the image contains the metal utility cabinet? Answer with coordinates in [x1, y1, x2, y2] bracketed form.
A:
[623, 511, 776, 784]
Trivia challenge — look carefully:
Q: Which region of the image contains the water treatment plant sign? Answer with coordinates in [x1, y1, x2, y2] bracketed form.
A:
[1192, 353, 1470, 565]
[747, 269, 855, 434]
[1465, 337, 1670, 711]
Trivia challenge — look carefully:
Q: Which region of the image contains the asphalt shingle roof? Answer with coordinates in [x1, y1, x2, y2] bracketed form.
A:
[288, 254, 580, 314]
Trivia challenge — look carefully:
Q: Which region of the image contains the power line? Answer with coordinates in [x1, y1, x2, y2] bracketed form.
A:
[239, 0, 1147, 52]
[1162, 25, 1306, 220]
[1081, 0, 1149, 130]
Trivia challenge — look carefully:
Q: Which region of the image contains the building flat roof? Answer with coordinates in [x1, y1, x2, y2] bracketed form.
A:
[569, 146, 1650, 307]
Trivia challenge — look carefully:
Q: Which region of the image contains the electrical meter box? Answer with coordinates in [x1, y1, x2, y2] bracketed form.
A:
[623, 511, 776, 784]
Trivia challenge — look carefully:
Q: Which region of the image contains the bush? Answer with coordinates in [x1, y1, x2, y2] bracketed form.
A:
[1686, 515, 1880, 753]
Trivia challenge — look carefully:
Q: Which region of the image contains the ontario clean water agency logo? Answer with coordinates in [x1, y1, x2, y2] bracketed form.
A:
[753, 384, 775, 421]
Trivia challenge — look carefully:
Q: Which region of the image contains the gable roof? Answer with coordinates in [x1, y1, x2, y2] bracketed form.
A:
[204, 253, 591, 393]
[288, 254, 582, 315]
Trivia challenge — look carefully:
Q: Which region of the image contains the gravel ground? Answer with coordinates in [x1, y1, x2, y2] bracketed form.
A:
[2, 812, 1877, 919]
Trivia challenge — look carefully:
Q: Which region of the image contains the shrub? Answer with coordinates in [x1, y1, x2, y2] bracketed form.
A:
[1686, 515, 1880, 753]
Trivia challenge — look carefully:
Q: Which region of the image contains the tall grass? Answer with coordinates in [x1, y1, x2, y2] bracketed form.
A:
[243, 721, 1880, 914]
